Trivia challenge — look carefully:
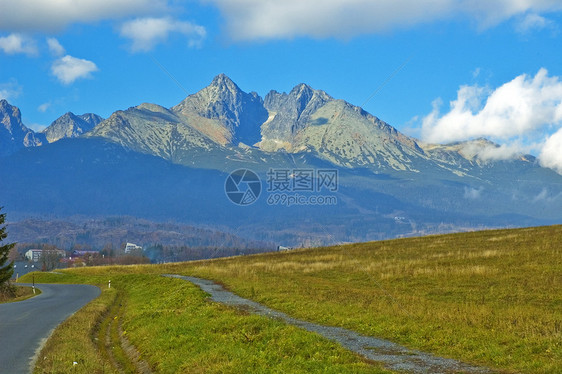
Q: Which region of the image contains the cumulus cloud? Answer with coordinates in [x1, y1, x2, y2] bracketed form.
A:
[0, 33, 37, 55]
[539, 128, 562, 174]
[51, 55, 99, 85]
[0, 80, 23, 100]
[0, 0, 168, 32]
[204, 0, 562, 40]
[421, 69, 562, 143]
[120, 17, 206, 52]
[47, 37, 65, 56]
[420, 68, 562, 173]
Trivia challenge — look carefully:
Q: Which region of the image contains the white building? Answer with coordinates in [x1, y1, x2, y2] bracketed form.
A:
[124, 242, 142, 253]
[25, 249, 66, 262]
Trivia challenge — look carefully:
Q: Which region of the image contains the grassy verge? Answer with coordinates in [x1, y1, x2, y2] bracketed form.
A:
[162, 225, 562, 373]
[19, 273, 119, 374]
[20, 271, 390, 373]
[0, 285, 41, 303]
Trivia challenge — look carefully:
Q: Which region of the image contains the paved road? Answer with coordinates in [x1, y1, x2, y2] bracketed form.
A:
[0, 283, 100, 374]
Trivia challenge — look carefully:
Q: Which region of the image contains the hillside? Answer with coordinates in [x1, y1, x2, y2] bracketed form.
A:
[22, 225, 562, 373]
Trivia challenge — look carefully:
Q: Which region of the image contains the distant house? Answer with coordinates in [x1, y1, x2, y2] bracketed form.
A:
[25, 249, 66, 262]
[124, 243, 142, 253]
[71, 250, 99, 257]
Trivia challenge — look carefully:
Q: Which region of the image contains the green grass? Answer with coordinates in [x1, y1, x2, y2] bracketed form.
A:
[21, 271, 388, 373]
[166, 225, 562, 373]
[20, 225, 562, 373]
[0, 285, 41, 303]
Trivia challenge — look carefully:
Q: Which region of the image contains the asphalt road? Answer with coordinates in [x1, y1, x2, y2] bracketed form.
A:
[0, 283, 100, 374]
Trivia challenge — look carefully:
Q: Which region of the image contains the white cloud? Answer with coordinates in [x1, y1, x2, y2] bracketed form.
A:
[0, 33, 37, 55]
[204, 0, 562, 40]
[51, 55, 99, 85]
[0, 80, 23, 100]
[120, 17, 206, 52]
[37, 102, 51, 112]
[539, 128, 562, 174]
[422, 69, 562, 143]
[457, 140, 531, 161]
[472, 68, 481, 79]
[0, 0, 168, 32]
[419, 68, 562, 174]
[27, 123, 47, 132]
[47, 37, 65, 56]
[516, 13, 551, 33]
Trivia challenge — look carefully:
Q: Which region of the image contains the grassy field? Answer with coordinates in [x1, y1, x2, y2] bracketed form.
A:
[20, 225, 562, 373]
[22, 271, 388, 373]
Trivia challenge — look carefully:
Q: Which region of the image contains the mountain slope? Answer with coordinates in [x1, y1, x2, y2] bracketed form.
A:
[261, 94, 427, 171]
[1, 75, 561, 246]
[171, 74, 268, 146]
[0, 99, 45, 157]
[43, 112, 103, 143]
[87, 103, 221, 162]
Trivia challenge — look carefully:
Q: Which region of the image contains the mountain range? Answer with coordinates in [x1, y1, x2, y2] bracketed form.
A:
[1, 74, 561, 246]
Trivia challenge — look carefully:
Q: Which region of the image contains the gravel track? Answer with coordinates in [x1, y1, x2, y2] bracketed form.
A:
[165, 274, 493, 374]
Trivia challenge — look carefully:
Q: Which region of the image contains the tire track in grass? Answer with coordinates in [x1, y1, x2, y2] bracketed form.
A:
[95, 290, 152, 374]
[165, 274, 494, 374]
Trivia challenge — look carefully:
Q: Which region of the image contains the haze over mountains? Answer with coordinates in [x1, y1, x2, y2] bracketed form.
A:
[1, 74, 561, 246]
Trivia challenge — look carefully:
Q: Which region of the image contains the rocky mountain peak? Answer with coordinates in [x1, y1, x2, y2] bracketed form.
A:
[210, 73, 237, 89]
[259, 83, 334, 151]
[42, 111, 103, 143]
[0, 99, 22, 128]
[79, 113, 104, 127]
[0, 100, 45, 156]
[265, 83, 332, 115]
[171, 74, 268, 146]
[201, 73, 246, 104]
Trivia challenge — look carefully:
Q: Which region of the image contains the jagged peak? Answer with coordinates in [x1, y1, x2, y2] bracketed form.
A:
[58, 111, 78, 119]
[0, 98, 17, 111]
[0, 99, 22, 120]
[209, 73, 240, 91]
[285, 83, 333, 106]
[212, 73, 233, 84]
[291, 83, 313, 94]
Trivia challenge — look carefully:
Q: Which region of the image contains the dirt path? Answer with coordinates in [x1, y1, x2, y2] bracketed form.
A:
[165, 274, 493, 374]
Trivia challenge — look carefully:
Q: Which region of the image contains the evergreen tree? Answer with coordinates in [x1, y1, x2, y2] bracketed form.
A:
[0, 207, 15, 289]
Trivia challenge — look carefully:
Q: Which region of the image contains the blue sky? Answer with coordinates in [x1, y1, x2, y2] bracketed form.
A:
[1, 0, 562, 172]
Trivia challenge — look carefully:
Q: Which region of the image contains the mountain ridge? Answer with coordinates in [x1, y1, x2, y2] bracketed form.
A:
[79, 74, 541, 179]
[42, 111, 104, 143]
[1, 75, 561, 246]
[0, 75, 542, 177]
[0, 99, 46, 157]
